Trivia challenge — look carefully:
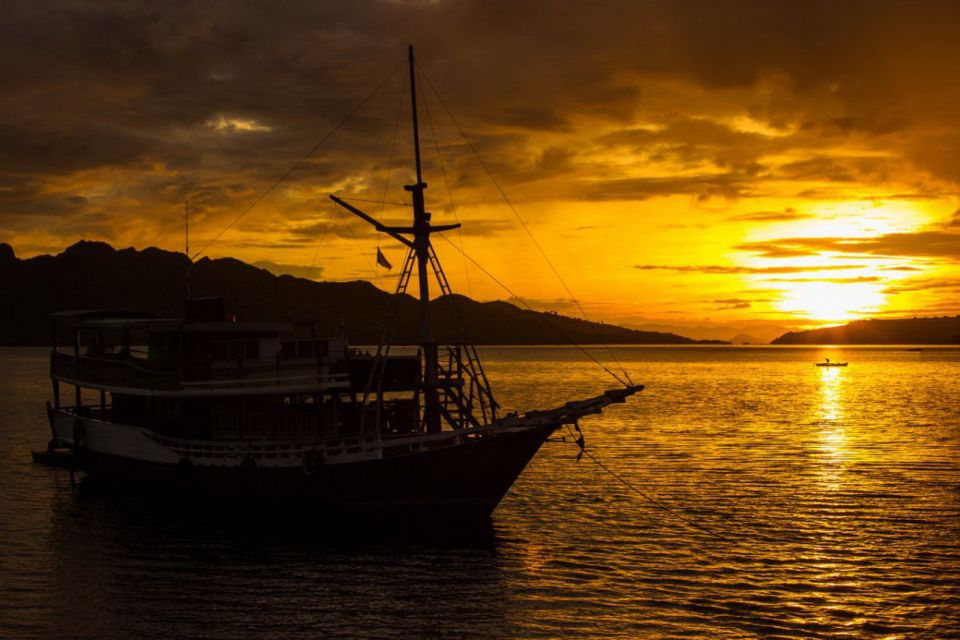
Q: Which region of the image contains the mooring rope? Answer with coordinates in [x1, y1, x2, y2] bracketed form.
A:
[564, 425, 731, 542]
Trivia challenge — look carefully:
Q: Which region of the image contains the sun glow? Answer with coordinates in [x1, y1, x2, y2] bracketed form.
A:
[775, 280, 886, 322]
[730, 199, 943, 322]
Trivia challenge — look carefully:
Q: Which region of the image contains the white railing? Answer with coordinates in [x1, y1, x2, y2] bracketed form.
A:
[182, 372, 350, 388]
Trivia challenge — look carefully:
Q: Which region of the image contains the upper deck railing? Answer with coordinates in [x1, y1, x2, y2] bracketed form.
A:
[50, 350, 352, 395]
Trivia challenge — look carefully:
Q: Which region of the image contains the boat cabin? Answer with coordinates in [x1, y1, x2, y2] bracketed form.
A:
[48, 299, 422, 443]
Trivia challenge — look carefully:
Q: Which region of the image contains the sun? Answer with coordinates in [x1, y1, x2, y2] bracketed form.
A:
[776, 281, 886, 322]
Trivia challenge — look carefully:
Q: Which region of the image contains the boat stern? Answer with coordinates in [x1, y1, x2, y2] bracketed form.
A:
[46, 403, 77, 449]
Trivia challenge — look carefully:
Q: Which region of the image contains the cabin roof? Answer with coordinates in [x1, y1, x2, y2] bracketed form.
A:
[170, 321, 292, 334]
[51, 310, 291, 334]
[50, 309, 160, 321]
[50, 310, 172, 330]
[74, 318, 182, 330]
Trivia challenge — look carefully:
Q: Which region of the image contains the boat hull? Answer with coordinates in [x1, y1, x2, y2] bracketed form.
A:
[70, 423, 558, 518]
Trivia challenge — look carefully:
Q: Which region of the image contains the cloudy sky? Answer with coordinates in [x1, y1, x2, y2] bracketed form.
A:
[3, 0, 960, 337]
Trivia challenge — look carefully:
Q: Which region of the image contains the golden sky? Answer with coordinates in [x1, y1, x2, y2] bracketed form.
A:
[3, 1, 960, 340]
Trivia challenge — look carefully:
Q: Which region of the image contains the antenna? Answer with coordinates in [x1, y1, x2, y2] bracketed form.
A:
[185, 197, 192, 301]
[408, 45, 424, 185]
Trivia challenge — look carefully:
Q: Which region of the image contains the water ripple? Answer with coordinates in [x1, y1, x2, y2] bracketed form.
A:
[1, 346, 959, 638]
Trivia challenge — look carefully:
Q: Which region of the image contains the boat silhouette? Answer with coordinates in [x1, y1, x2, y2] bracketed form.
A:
[815, 357, 848, 367]
[42, 47, 643, 517]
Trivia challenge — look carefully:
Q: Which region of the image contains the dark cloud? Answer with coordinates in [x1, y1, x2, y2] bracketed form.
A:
[451, 219, 517, 237]
[0, 183, 91, 218]
[232, 240, 314, 249]
[596, 117, 771, 172]
[736, 230, 960, 259]
[712, 298, 752, 310]
[799, 114, 909, 137]
[253, 259, 324, 280]
[4, 0, 960, 259]
[635, 264, 865, 274]
[535, 146, 575, 174]
[775, 155, 896, 184]
[763, 276, 881, 284]
[283, 213, 514, 246]
[729, 208, 811, 222]
[491, 107, 570, 132]
[0, 123, 157, 173]
[883, 278, 960, 294]
[579, 174, 748, 202]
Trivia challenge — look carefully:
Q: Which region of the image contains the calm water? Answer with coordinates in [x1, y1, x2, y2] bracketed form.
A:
[1, 345, 959, 639]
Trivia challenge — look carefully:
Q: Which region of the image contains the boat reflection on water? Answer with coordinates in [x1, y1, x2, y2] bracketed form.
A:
[43, 481, 513, 639]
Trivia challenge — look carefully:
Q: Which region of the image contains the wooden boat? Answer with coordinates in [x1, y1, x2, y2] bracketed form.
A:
[42, 48, 643, 517]
[815, 358, 848, 367]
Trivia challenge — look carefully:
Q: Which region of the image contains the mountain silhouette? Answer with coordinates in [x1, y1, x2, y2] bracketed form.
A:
[772, 317, 960, 344]
[0, 241, 722, 346]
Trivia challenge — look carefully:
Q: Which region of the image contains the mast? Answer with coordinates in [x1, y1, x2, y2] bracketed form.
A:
[330, 46, 498, 434]
[405, 45, 441, 434]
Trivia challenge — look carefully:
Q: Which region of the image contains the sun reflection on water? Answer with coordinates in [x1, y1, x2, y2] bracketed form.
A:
[818, 365, 844, 425]
[815, 361, 849, 490]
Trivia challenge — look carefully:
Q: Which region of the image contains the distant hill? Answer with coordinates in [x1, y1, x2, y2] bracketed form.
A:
[635, 321, 790, 344]
[772, 317, 960, 345]
[728, 333, 762, 345]
[0, 241, 723, 346]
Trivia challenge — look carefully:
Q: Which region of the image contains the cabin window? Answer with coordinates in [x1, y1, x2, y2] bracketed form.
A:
[213, 339, 260, 361]
[277, 338, 333, 359]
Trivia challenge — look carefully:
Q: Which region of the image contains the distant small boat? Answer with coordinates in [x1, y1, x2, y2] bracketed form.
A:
[815, 358, 847, 367]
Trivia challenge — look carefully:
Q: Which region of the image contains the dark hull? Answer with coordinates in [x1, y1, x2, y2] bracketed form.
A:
[75, 424, 559, 518]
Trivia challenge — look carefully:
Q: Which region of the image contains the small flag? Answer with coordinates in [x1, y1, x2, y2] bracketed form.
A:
[376, 247, 392, 270]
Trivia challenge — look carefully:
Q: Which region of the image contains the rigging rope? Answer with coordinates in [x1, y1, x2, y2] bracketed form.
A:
[416, 63, 634, 386]
[437, 235, 627, 386]
[379, 80, 406, 219]
[418, 67, 474, 298]
[332, 203, 380, 284]
[373, 72, 407, 274]
[190, 60, 407, 261]
[304, 201, 339, 281]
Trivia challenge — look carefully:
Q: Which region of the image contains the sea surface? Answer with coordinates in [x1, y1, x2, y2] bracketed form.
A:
[1, 345, 958, 639]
